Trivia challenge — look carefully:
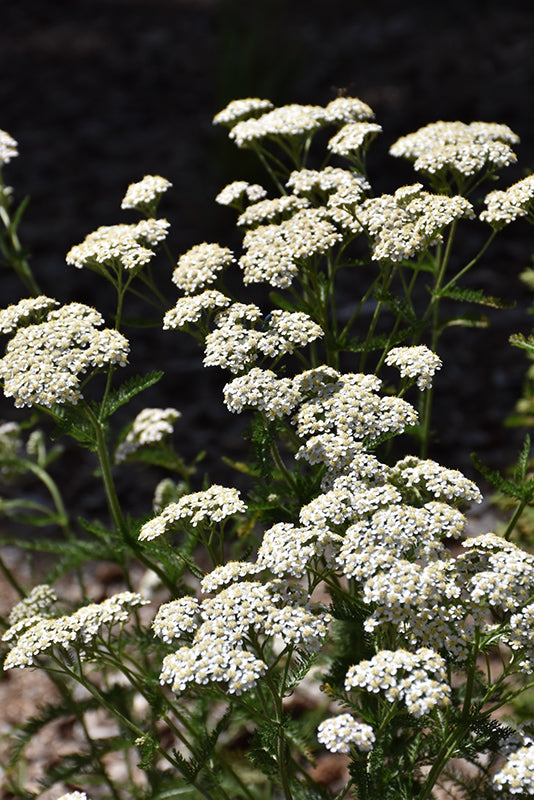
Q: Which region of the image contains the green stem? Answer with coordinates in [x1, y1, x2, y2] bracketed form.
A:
[83, 402, 127, 536]
[503, 497, 530, 540]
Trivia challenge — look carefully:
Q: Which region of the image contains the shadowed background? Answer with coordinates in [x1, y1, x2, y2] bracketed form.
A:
[1, 0, 534, 512]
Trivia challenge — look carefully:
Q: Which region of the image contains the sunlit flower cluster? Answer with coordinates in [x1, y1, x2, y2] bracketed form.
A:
[385, 345, 443, 389]
[287, 166, 369, 199]
[7, 584, 58, 628]
[121, 174, 172, 212]
[157, 578, 330, 696]
[139, 485, 246, 540]
[293, 370, 418, 471]
[390, 455, 483, 504]
[3, 592, 148, 668]
[204, 306, 323, 373]
[229, 104, 327, 148]
[172, 242, 235, 294]
[163, 289, 231, 328]
[212, 97, 274, 127]
[480, 174, 534, 228]
[356, 185, 474, 262]
[66, 219, 169, 271]
[215, 180, 267, 207]
[0, 130, 18, 164]
[328, 122, 383, 155]
[491, 743, 534, 795]
[0, 302, 129, 407]
[239, 208, 342, 288]
[345, 647, 451, 717]
[390, 120, 519, 178]
[237, 195, 310, 228]
[115, 407, 181, 462]
[0, 295, 59, 334]
[317, 714, 376, 753]
[223, 368, 301, 419]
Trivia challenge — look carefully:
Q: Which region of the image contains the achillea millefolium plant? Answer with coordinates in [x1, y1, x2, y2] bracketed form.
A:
[1, 96, 534, 799]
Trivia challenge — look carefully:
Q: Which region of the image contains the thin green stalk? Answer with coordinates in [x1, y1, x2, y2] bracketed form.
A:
[0, 202, 41, 295]
[83, 402, 127, 536]
[503, 497, 530, 540]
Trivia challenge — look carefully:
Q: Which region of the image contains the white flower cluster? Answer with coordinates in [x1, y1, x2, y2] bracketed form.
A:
[239, 208, 342, 289]
[491, 743, 534, 795]
[390, 455, 482, 504]
[3, 592, 148, 669]
[317, 714, 376, 753]
[328, 122, 383, 156]
[66, 219, 169, 271]
[237, 195, 310, 228]
[0, 129, 18, 164]
[204, 306, 323, 374]
[163, 289, 231, 328]
[224, 368, 301, 419]
[121, 174, 172, 212]
[172, 242, 235, 294]
[390, 120, 519, 178]
[0, 295, 59, 334]
[215, 180, 267, 207]
[139, 484, 246, 540]
[286, 166, 369, 199]
[385, 345, 443, 390]
[54, 793, 91, 800]
[459, 534, 534, 614]
[229, 104, 327, 148]
[345, 647, 451, 717]
[157, 578, 330, 696]
[356, 185, 474, 262]
[7, 584, 58, 626]
[213, 97, 274, 127]
[115, 407, 181, 462]
[0, 302, 130, 408]
[322, 97, 375, 124]
[293, 370, 418, 472]
[480, 174, 534, 228]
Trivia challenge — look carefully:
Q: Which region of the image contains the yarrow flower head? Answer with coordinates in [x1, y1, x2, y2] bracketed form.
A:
[172, 243, 235, 294]
[7, 584, 57, 626]
[328, 122, 383, 156]
[3, 592, 148, 669]
[323, 96, 375, 124]
[54, 793, 91, 800]
[356, 185, 474, 263]
[0, 130, 18, 164]
[389, 120, 519, 180]
[163, 289, 231, 329]
[204, 306, 323, 374]
[66, 219, 169, 272]
[480, 174, 534, 228]
[239, 208, 342, 288]
[385, 345, 442, 389]
[139, 485, 246, 540]
[0, 302, 129, 408]
[121, 174, 172, 213]
[157, 579, 330, 696]
[115, 407, 181, 463]
[317, 714, 376, 753]
[491, 743, 534, 795]
[0, 296, 59, 334]
[345, 647, 451, 717]
[213, 98, 274, 127]
[215, 180, 267, 208]
[229, 104, 327, 148]
[390, 455, 482, 504]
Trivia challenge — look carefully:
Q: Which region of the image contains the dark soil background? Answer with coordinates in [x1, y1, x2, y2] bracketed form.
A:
[1, 0, 534, 516]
